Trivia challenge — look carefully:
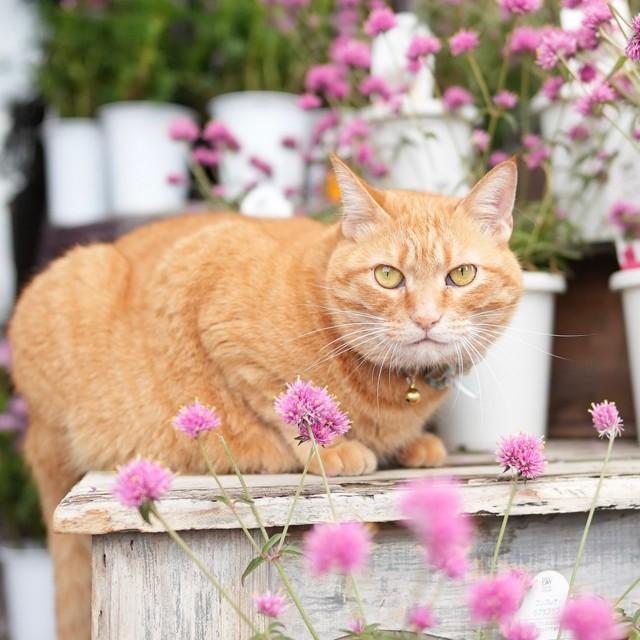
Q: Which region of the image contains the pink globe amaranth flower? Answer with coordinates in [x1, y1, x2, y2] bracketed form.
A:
[297, 93, 321, 110]
[166, 173, 187, 186]
[168, 118, 199, 142]
[541, 76, 564, 101]
[249, 155, 273, 177]
[349, 619, 365, 634]
[398, 478, 473, 579]
[509, 567, 533, 591]
[305, 64, 349, 100]
[536, 28, 577, 70]
[632, 127, 640, 141]
[334, 7, 359, 37]
[575, 82, 617, 116]
[113, 459, 173, 509]
[203, 121, 240, 151]
[625, 14, 640, 61]
[443, 85, 474, 111]
[578, 62, 597, 83]
[494, 90, 518, 109]
[449, 29, 479, 56]
[369, 159, 389, 178]
[472, 129, 490, 152]
[490, 150, 509, 167]
[338, 118, 369, 146]
[496, 433, 546, 479]
[509, 27, 541, 54]
[468, 572, 525, 624]
[582, 0, 612, 29]
[364, 7, 396, 36]
[254, 591, 286, 618]
[330, 38, 371, 70]
[304, 521, 371, 575]
[407, 35, 442, 62]
[312, 110, 340, 145]
[281, 135, 297, 150]
[609, 200, 640, 232]
[408, 605, 435, 631]
[359, 75, 393, 101]
[559, 595, 628, 640]
[356, 141, 375, 166]
[522, 133, 541, 149]
[172, 401, 221, 439]
[589, 400, 624, 439]
[498, 0, 541, 15]
[274, 378, 351, 446]
[191, 147, 220, 167]
[522, 135, 550, 169]
[568, 124, 590, 141]
[501, 621, 540, 640]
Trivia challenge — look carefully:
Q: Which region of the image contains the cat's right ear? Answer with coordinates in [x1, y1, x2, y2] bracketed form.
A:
[330, 154, 391, 241]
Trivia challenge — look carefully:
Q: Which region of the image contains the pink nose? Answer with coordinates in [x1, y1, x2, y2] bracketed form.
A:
[413, 314, 442, 330]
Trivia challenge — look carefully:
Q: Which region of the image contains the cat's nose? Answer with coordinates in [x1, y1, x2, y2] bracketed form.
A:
[412, 313, 442, 330]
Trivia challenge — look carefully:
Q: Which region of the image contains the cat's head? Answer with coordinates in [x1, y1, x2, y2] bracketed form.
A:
[325, 155, 523, 373]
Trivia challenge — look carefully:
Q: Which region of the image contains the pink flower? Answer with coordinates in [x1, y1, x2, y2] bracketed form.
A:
[281, 135, 298, 149]
[541, 76, 564, 101]
[589, 400, 624, 439]
[191, 147, 220, 167]
[472, 129, 490, 152]
[609, 200, 640, 236]
[576, 24, 599, 51]
[443, 85, 474, 111]
[625, 14, 640, 61]
[364, 7, 396, 36]
[582, 0, 612, 29]
[254, 591, 286, 618]
[449, 29, 479, 56]
[398, 478, 472, 579]
[274, 378, 351, 446]
[578, 62, 597, 83]
[312, 110, 340, 145]
[559, 595, 627, 640]
[522, 133, 541, 149]
[568, 124, 590, 141]
[338, 119, 369, 146]
[496, 433, 546, 479]
[168, 118, 199, 142]
[509, 27, 541, 54]
[172, 401, 221, 439]
[501, 621, 540, 640]
[203, 121, 240, 151]
[490, 151, 509, 166]
[249, 155, 273, 177]
[113, 459, 173, 509]
[406, 35, 441, 65]
[369, 159, 389, 178]
[575, 82, 617, 116]
[305, 64, 349, 100]
[522, 135, 550, 169]
[349, 619, 365, 634]
[468, 572, 525, 624]
[358, 75, 392, 101]
[298, 93, 321, 110]
[536, 28, 577, 70]
[330, 38, 371, 69]
[167, 173, 187, 186]
[494, 90, 518, 109]
[498, 0, 541, 15]
[304, 522, 371, 575]
[408, 605, 435, 631]
[634, 127, 640, 141]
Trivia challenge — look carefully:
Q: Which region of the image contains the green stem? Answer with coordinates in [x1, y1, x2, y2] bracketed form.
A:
[615, 575, 640, 608]
[308, 435, 337, 521]
[349, 574, 366, 624]
[490, 478, 518, 574]
[191, 161, 225, 207]
[276, 447, 314, 554]
[150, 505, 258, 634]
[467, 53, 495, 117]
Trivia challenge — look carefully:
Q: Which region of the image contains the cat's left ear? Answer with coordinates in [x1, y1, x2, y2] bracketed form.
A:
[330, 154, 391, 241]
[457, 158, 518, 244]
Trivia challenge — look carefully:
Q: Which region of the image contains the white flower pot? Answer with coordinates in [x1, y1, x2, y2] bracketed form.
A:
[42, 117, 109, 227]
[370, 101, 474, 196]
[0, 544, 55, 640]
[437, 272, 566, 451]
[100, 101, 192, 217]
[208, 91, 314, 201]
[614, 238, 640, 270]
[610, 268, 640, 445]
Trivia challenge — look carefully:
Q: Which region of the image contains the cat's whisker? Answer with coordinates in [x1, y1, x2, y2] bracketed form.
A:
[289, 321, 384, 343]
[318, 326, 388, 354]
[302, 330, 388, 373]
[470, 326, 570, 361]
[471, 322, 589, 339]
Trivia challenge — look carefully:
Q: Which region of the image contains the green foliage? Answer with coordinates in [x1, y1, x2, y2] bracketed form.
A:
[249, 621, 295, 640]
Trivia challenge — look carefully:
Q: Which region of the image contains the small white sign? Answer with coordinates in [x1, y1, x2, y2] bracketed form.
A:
[518, 570, 569, 639]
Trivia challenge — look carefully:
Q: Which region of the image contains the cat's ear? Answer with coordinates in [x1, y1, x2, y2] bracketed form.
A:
[330, 154, 391, 240]
[457, 158, 518, 244]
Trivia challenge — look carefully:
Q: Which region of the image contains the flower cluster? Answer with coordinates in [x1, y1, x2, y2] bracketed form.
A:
[468, 571, 526, 625]
[496, 433, 546, 479]
[172, 401, 221, 439]
[588, 400, 624, 439]
[303, 521, 371, 575]
[113, 458, 173, 509]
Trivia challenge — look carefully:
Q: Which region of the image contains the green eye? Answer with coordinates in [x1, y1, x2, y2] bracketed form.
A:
[447, 264, 477, 287]
[374, 264, 405, 289]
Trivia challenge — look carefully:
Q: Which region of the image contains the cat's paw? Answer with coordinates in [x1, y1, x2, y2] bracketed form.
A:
[311, 440, 378, 476]
[397, 433, 447, 468]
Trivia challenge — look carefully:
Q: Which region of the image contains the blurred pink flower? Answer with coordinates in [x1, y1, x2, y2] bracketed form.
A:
[113, 459, 173, 509]
[449, 29, 479, 56]
[406, 35, 442, 70]
[568, 124, 590, 141]
[167, 173, 187, 186]
[559, 595, 627, 640]
[254, 592, 286, 618]
[359, 75, 393, 100]
[625, 14, 640, 61]
[472, 129, 490, 152]
[509, 26, 541, 53]
[541, 76, 564, 101]
[298, 93, 321, 110]
[578, 62, 597, 83]
[312, 110, 340, 145]
[443, 86, 474, 111]
[536, 28, 577, 70]
[330, 38, 371, 69]
[304, 522, 371, 575]
[408, 605, 435, 631]
[496, 433, 546, 479]
[582, 0, 612, 28]
[0, 396, 28, 434]
[349, 619, 365, 634]
[249, 155, 273, 177]
[522, 133, 541, 148]
[191, 147, 220, 167]
[281, 135, 298, 149]
[576, 82, 617, 116]
[490, 151, 509, 166]
[524, 147, 550, 169]
[494, 90, 518, 109]
[498, 0, 541, 15]
[589, 400, 624, 439]
[203, 121, 240, 151]
[364, 7, 396, 36]
[305, 64, 349, 100]
[468, 572, 525, 624]
[172, 401, 221, 439]
[338, 119, 369, 146]
[369, 159, 389, 178]
[501, 621, 540, 640]
[168, 118, 199, 142]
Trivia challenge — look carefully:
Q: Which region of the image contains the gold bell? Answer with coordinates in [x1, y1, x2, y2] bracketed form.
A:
[405, 380, 421, 404]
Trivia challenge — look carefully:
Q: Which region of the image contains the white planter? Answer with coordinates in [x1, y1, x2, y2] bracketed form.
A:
[42, 117, 109, 227]
[370, 101, 474, 196]
[0, 544, 55, 640]
[100, 101, 192, 217]
[610, 268, 640, 444]
[614, 238, 640, 270]
[437, 272, 566, 451]
[209, 91, 314, 201]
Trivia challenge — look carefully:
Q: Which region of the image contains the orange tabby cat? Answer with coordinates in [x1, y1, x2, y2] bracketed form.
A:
[9, 156, 522, 638]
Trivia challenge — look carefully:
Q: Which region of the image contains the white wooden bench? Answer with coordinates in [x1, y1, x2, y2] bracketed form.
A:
[54, 440, 640, 639]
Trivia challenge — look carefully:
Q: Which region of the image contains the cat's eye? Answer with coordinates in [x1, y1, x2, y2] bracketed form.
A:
[374, 264, 405, 289]
[447, 264, 477, 287]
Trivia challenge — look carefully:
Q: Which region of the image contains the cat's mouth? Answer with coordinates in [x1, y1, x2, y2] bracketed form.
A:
[410, 335, 448, 346]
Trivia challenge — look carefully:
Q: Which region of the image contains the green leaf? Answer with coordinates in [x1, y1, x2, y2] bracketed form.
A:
[241, 555, 266, 585]
[280, 545, 304, 557]
[261, 533, 283, 554]
[212, 495, 230, 506]
[139, 502, 152, 524]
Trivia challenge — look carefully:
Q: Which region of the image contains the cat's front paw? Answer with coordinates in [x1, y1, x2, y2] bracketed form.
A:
[311, 440, 378, 476]
[397, 433, 447, 468]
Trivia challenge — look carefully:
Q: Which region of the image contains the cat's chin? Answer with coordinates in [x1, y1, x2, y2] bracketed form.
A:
[358, 339, 461, 374]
